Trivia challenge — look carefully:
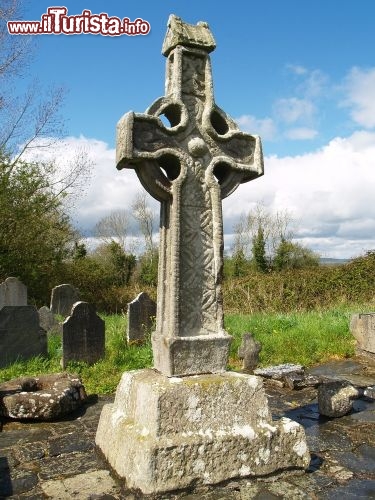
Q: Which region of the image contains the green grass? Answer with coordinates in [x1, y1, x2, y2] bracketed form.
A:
[226, 306, 358, 369]
[0, 305, 366, 394]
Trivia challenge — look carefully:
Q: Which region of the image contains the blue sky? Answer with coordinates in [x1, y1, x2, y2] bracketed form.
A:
[7, 1, 375, 258]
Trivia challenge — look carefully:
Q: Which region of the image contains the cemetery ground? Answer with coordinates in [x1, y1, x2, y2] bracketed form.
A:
[1, 309, 375, 498]
[0, 305, 364, 395]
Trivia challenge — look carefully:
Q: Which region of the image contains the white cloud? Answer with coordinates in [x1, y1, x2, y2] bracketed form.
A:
[284, 127, 318, 140]
[23, 131, 375, 259]
[342, 67, 375, 128]
[223, 130, 375, 259]
[235, 115, 277, 141]
[273, 97, 315, 124]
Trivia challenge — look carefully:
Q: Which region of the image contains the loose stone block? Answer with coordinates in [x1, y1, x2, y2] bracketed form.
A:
[0, 373, 87, 420]
[318, 380, 360, 417]
[50, 284, 79, 318]
[254, 364, 305, 380]
[238, 333, 261, 372]
[127, 292, 156, 343]
[96, 369, 310, 495]
[0, 306, 47, 368]
[350, 313, 375, 358]
[62, 302, 105, 368]
[0, 277, 27, 309]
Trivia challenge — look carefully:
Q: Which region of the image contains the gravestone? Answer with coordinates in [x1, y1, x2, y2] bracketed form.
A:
[0, 306, 47, 368]
[238, 332, 262, 372]
[62, 302, 105, 368]
[96, 15, 310, 495]
[127, 292, 156, 343]
[50, 283, 79, 318]
[0, 277, 27, 309]
[38, 306, 62, 335]
[350, 313, 375, 358]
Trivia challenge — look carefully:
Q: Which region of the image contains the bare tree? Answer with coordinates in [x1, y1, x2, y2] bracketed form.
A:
[131, 192, 156, 254]
[0, 1, 93, 202]
[94, 210, 131, 252]
[233, 202, 295, 264]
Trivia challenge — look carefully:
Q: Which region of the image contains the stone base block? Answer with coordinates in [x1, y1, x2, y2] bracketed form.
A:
[151, 332, 232, 376]
[95, 369, 310, 495]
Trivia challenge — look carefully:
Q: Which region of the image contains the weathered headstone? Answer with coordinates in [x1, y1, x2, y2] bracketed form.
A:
[62, 302, 105, 368]
[96, 15, 310, 495]
[0, 306, 47, 368]
[350, 313, 375, 358]
[238, 332, 262, 372]
[0, 277, 27, 309]
[38, 306, 62, 335]
[127, 292, 156, 343]
[50, 283, 79, 318]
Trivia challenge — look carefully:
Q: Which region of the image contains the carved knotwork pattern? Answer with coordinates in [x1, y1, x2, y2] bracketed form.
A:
[179, 162, 218, 336]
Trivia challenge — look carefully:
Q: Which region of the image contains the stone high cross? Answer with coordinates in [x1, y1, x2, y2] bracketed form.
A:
[117, 15, 264, 376]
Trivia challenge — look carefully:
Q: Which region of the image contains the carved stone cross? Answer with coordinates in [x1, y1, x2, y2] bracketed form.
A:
[117, 15, 264, 376]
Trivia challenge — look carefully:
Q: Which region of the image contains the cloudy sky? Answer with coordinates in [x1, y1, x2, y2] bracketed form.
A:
[8, 0, 375, 259]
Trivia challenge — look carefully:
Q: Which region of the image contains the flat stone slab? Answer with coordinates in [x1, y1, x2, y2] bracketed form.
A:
[41, 470, 120, 499]
[96, 369, 310, 495]
[254, 363, 304, 379]
[0, 373, 87, 420]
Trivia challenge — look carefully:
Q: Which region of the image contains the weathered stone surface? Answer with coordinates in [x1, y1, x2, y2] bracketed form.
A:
[50, 283, 79, 318]
[350, 312, 375, 357]
[318, 380, 360, 417]
[62, 302, 105, 368]
[0, 373, 87, 420]
[38, 306, 62, 335]
[254, 364, 305, 380]
[41, 470, 120, 500]
[0, 277, 27, 309]
[284, 373, 321, 390]
[116, 14, 263, 377]
[96, 369, 310, 495]
[127, 292, 156, 343]
[238, 333, 261, 372]
[364, 386, 375, 399]
[0, 306, 47, 368]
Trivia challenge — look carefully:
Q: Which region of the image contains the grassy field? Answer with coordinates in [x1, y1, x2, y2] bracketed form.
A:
[0, 304, 368, 395]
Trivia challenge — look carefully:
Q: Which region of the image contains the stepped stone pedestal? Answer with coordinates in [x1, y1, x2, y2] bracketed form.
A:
[96, 15, 310, 495]
[96, 369, 309, 494]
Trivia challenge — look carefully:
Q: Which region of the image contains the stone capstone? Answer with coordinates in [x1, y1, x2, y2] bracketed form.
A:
[318, 380, 360, 418]
[95, 369, 310, 495]
[0, 373, 87, 420]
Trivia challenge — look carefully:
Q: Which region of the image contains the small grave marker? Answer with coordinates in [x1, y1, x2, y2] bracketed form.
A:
[62, 302, 105, 368]
[50, 284, 79, 317]
[0, 277, 27, 309]
[0, 306, 47, 368]
[127, 292, 156, 343]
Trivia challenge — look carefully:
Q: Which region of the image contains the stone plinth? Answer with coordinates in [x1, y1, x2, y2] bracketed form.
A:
[95, 369, 310, 495]
[350, 313, 375, 358]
